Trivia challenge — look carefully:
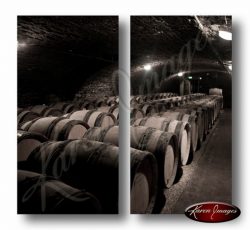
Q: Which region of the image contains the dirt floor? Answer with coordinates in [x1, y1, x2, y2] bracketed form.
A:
[159, 109, 232, 214]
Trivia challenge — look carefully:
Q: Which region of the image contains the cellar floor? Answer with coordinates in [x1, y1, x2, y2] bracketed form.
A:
[160, 109, 232, 214]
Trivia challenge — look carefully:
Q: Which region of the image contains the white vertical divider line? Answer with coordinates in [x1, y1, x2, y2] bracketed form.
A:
[118, 15, 130, 215]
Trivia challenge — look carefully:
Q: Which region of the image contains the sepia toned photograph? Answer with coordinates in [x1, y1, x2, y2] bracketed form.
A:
[130, 16, 232, 214]
[17, 16, 119, 214]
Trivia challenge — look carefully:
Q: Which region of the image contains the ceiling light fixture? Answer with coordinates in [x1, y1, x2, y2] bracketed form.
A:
[144, 64, 152, 71]
[177, 72, 184, 77]
[219, 30, 232, 41]
[188, 76, 193, 79]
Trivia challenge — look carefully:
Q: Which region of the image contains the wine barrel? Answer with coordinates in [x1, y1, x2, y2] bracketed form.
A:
[137, 104, 156, 116]
[108, 106, 143, 121]
[93, 99, 107, 107]
[21, 116, 63, 136]
[158, 111, 198, 153]
[130, 148, 158, 214]
[83, 125, 118, 147]
[52, 102, 77, 114]
[77, 101, 95, 110]
[29, 105, 47, 114]
[18, 170, 102, 214]
[50, 119, 89, 140]
[96, 106, 112, 113]
[21, 117, 89, 141]
[17, 130, 48, 162]
[18, 110, 40, 127]
[29, 105, 62, 117]
[109, 105, 119, 120]
[163, 110, 204, 146]
[51, 102, 69, 112]
[43, 108, 63, 117]
[187, 101, 211, 134]
[25, 139, 119, 214]
[132, 117, 191, 165]
[64, 104, 77, 113]
[130, 126, 179, 188]
[131, 108, 144, 119]
[84, 125, 177, 188]
[67, 110, 116, 128]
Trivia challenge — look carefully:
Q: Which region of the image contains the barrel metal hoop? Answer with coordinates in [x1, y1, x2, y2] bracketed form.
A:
[161, 119, 170, 131]
[138, 127, 155, 151]
[46, 117, 66, 139]
[83, 110, 96, 123]
[94, 113, 106, 127]
[138, 117, 148, 126]
[99, 125, 114, 142]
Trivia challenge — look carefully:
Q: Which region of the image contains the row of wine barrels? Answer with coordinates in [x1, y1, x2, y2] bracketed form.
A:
[83, 125, 178, 189]
[18, 170, 102, 214]
[130, 93, 205, 105]
[132, 117, 191, 165]
[133, 98, 182, 114]
[130, 93, 208, 115]
[130, 94, 221, 150]
[76, 97, 113, 108]
[130, 148, 158, 214]
[29, 105, 63, 117]
[66, 110, 117, 128]
[96, 105, 144, 121]
[28, 100, 109, 118]
[187, 97, 223, 125]
[22, 139, 119, 214]
[176, 96, 222, 138]
[18, 130, 48, 162]
[20, 117, 89, 141]
[142, 95, 221, 145]
[142, 93, 177, 102]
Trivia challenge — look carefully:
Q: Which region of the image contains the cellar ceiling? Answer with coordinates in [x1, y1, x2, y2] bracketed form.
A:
[131, 16, 232, 73]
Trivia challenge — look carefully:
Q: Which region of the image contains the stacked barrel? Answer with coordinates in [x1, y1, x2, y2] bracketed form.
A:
[130, 92, 223, 213]
[18, 96, 120, 214]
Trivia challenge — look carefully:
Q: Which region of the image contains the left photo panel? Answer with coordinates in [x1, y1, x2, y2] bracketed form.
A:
[17, 16, 119, 214]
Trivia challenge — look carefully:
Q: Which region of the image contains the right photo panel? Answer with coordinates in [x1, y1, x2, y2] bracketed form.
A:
[130, 16, 232, 214]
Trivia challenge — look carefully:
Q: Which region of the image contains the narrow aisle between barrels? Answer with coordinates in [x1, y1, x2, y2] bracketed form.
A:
[163, 109, 232, 213]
